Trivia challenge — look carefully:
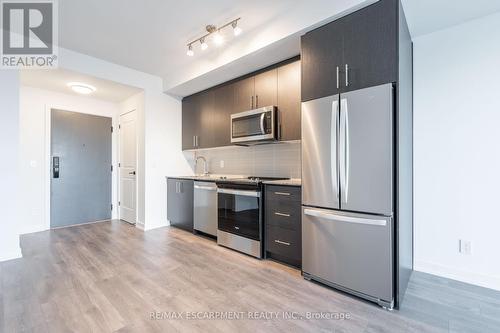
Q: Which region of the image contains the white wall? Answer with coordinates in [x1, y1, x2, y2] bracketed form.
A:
[413, 12, 500, 290]
[144, 92, 190, 230]
[0, 71, 22, 261]
[19, 86, 120, 234]
[55, 47, 191, 231]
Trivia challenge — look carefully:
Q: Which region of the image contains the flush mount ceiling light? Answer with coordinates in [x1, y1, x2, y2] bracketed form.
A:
[186, 18, 242, 56]
[67, 82, 96, 95]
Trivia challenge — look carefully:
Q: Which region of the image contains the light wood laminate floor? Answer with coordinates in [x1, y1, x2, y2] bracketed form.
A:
[1, 221, 499, 332]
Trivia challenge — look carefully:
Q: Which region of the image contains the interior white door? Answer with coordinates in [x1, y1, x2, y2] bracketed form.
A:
[119, 110, 137, 224]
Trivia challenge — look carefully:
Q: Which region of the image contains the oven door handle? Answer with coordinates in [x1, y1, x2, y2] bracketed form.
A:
[217, 188, 261, 198]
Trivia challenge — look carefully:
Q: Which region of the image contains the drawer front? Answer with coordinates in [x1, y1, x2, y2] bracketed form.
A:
[266, 225, 301, 262]
[266, 185, 301, 203]
[266, 201, 300, 230]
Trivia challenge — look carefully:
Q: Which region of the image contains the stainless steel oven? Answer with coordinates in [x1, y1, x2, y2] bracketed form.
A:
[231, 106, 277, 144]
[216, 182, 263, 258]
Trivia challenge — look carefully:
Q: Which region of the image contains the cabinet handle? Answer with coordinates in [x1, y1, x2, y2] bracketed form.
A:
[336, 66, 339, 89]
[256, 95, 259, 108]
[251, 96, 254, 109]
[193, 136, 196, 148]
[274, 212, 290, 217]
[274, 192, 290, 196]
[345, 64, 349, 87]
[274, 239, 291, 246]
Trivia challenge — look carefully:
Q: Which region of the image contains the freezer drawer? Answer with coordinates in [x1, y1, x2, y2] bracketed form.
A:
[302, 207, 393, 306]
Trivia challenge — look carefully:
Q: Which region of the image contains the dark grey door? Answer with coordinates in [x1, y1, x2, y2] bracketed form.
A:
[339, 84, 393, 215]
[51, 110, 112, 228]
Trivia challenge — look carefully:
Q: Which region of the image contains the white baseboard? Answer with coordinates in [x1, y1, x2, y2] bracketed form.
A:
[0, 246, 22, 262]
[415, 260, 500, 291]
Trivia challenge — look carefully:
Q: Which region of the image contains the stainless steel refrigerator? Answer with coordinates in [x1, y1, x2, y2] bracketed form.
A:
[301, 83, 395, 309]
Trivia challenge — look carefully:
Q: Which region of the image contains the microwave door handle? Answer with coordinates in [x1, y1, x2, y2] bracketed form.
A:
[260, 112, 266, 134]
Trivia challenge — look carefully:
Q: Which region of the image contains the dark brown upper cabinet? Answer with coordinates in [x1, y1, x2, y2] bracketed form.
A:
[182, 93, 200, 150]
[182, 58, 300, 150]
[181, 90, 214, 150]
[254, 69, 277, 108]
[342, 0, 397, 92]
[301, 0, 398, 101]
[212, 84, 234, 147]
[233, 77, 255, 112]
[301, 16, 345, 102]
[277, 60, 301, 141]
[197, 90, 215, 149]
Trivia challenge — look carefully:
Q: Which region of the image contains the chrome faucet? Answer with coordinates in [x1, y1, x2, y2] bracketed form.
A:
[195, 156, 209, 176]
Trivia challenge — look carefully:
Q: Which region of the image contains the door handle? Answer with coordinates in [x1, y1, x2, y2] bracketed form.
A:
[332, 100, 339, 201]
[304, 209, 387, 226]
[345, 64, 349, 87]
[52, 156, 60, 178]
[340, 98, 350, 203]
[274, 212, 290, 217]
[336, 66, 339, 89]
[339, 98, 349, 204]
[217, 188, 261, 197]
[129, 171, 136, 175]
[260, 112, 266, 134]
[194, 185, 216, 191]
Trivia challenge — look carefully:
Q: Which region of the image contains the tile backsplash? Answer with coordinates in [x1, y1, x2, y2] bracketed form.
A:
[186, 141, 301, 179]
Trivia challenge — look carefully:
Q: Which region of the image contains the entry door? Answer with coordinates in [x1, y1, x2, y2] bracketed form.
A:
[51, 110, 112, 228]
[119, 111, 137, 223]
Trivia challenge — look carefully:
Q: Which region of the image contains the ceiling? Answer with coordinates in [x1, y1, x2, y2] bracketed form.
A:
[20, 68, 142, 103]
[401, 0, 500, 37]
[56, 0, 500, 96]
[58, 0, 370, 95]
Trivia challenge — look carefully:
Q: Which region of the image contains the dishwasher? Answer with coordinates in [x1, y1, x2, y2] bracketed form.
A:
[193, 181, 218, 237]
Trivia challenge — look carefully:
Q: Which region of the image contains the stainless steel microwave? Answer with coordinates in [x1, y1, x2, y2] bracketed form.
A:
[231, 106, 277, 144]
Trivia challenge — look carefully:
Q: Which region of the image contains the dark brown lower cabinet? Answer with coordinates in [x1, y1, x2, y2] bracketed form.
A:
[265, 185, 302, 268]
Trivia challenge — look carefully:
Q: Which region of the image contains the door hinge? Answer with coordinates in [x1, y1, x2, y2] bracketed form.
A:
[111, 126, 114, 133]
[119, 201, 121, 206]
[111, 204, 113, 211]
[119, 124, 121, 129]
[111, 165, 113, 172]
[118, 162, 121, 167]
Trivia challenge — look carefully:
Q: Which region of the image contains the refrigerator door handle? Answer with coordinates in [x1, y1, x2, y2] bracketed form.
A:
[303, 209, 387, 226]
[339, 98, 347, 203]
[344, 98, 350, 203]
[332, 100, 339, 200]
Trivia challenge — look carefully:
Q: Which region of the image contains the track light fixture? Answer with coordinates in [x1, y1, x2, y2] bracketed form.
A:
[186, 18, 242, 56]
[186, 44, 194, 56]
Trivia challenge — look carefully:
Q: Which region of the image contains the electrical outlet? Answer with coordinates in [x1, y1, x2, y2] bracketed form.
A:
[220, 160, 224, 168]
[459, 239, 472, 255]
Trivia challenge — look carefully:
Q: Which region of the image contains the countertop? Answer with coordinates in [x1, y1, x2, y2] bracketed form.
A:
[166, 175, 245, 182]
[167, 175, 301, 186]
[262, 179, 301, 187]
